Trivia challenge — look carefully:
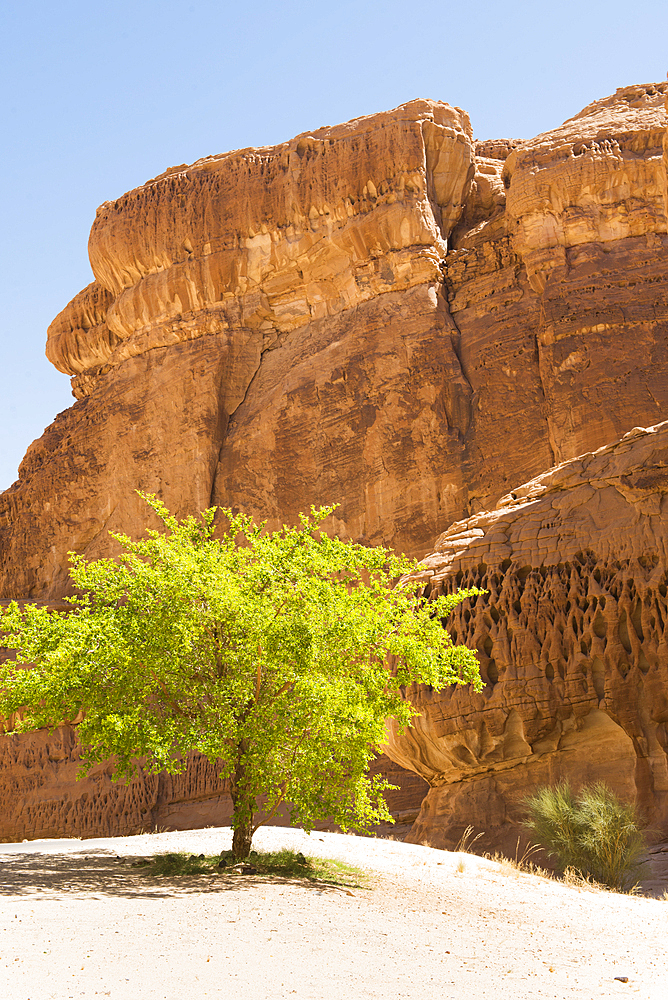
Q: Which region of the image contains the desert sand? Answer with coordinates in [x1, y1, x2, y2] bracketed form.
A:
[0, 826, 666, 999]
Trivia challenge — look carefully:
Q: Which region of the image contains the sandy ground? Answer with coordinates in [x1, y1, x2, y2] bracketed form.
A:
[0, 827, 666, 1000]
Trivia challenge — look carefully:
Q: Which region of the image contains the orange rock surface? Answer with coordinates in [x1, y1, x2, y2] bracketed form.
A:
[386, 422, 668, 853]
[0, 83, 667, 843]
[3, 84, 667, 601]
[0, 722, 423, 842]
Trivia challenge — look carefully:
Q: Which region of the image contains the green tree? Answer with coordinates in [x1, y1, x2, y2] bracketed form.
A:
[0, 497, 483, 858]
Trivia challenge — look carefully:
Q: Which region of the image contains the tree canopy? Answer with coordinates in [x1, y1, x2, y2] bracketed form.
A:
[0, 497, 483, 857]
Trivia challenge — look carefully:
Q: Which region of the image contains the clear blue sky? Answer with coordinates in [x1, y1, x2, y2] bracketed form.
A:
[1, 0, 666, 491]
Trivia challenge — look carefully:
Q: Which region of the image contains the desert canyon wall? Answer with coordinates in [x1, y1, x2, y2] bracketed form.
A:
[386, 423, 668, 853]
[0, 82, 666, 843]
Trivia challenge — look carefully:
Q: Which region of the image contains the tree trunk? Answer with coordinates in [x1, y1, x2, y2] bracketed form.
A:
[230, 739, 254, 860]
[232, 818, 254, 860]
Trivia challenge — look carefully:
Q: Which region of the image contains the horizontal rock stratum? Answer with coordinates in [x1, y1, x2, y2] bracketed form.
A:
[0, 82, 666, 844]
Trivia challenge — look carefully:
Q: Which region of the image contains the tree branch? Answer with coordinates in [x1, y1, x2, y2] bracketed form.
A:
[252, 790, 286, 834]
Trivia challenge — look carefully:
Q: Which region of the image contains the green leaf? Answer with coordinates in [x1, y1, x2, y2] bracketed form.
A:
[0, 495, 484, 857]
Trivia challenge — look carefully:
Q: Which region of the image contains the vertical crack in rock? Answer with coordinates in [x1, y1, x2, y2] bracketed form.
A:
[440, 261, 474, 399]
[534, 310, 559, 468]
[207, 333, 271, 510]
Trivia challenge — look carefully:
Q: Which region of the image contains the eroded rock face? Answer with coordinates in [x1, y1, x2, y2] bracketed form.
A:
[0, 720, 422, 842]
[0, 83, 667, 842]
[3, 99, 478, 602]
[51, 99, 474, 388]
[0, 726, 235, 841]
[3, 84, 667, 603]
[446, 82, 668, 506]
[385, 422, 668, 854]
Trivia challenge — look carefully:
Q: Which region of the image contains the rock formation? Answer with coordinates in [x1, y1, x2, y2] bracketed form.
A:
[10, 98, 478, 602]
[385, 422, 668, 853]
[2, 83, 667, 603]
[0, 82, 666, 843]
[0, 721, 424, 842]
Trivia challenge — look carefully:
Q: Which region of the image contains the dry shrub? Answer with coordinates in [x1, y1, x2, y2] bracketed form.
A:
[454, 825, 484, 853]
[485, 840, 550, 879]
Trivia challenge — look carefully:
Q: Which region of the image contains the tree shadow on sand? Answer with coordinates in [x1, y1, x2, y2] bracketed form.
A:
[0, 849, 368, 901]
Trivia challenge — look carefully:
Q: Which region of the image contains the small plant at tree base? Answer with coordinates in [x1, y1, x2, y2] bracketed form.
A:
[524, 782, 646, 892]
[0, 495, 483, 860]
[143, 848, 368, 887]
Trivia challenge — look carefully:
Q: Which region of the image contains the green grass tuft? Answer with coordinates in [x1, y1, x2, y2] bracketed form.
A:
[142, 847, 369, 888]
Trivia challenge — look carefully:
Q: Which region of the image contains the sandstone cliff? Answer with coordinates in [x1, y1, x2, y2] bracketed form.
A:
[2, 83, 667, 604]
[385, 422, 668, 853]
[0, 83, 666, 843]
